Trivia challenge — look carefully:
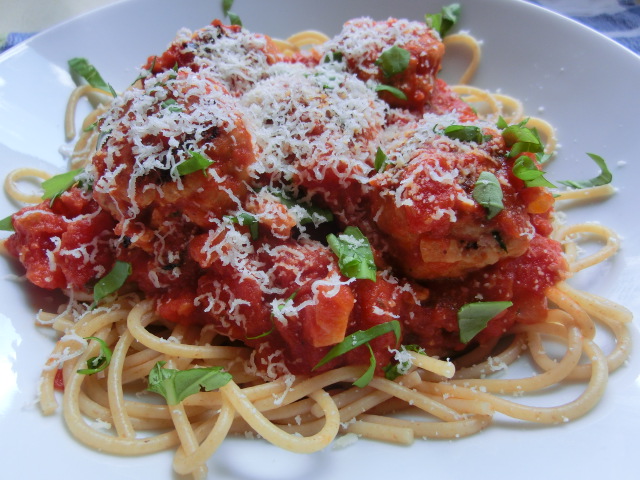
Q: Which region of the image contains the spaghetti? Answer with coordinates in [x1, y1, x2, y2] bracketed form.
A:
[0, 8, 632, 480]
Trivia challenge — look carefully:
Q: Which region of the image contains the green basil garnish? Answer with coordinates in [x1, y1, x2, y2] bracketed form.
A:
[492, 231, 508, 252]
[222, 0, 234, 16]
[354, 344, 377, 388]
[457, 301, 512, 343]
[77, 337, 112, 375]
[314, 320, 401, 369]
[559, 153, 612, 189]
[383, 344, 426, 380]
[425, 3, 461, 37]
[147, 361, 232, 405]
[323, 51, 344, 63]
[68, 57, 116, 97]
[374, 147, 390, 172]
[512, 156, 556, 188]
[228, 12, 243, 27]
[314, 320, 401, 386]
[247, 291, 298, 340]
[93, 261, 131, 305]
[274, 191, 333, 225]
[374, 84, 407, 100]
[327, 226, 376, 281]
[132, 57, 156, 85]
[174, 151, 214, 177]
[473, 171, 504, 219]
[226, 212, 259, 240]
[161, 99, 183, 112]
[41, 168, 84, 204]
[0, 214, 14, 232]
[443, 124, 490, 144]
[499, 117, 544, 158]
[222, 0, 242, 26]
[375, 45, 411, 78]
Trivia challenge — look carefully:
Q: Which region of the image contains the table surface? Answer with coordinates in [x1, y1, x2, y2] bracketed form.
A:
[2, 0, 639, 53]
[0, 0, 118, 37]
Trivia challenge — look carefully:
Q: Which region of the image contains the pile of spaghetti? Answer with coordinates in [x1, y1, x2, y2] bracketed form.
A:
[0, 5, 633, 479]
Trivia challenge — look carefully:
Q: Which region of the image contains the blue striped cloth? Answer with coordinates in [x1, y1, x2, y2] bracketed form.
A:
[1, 2, 640, 55]
[0, 32, 35, 53]
[533, 0, 640, 54]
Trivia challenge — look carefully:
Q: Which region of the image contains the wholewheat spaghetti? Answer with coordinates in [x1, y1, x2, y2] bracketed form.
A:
[0, 8, 633, 480]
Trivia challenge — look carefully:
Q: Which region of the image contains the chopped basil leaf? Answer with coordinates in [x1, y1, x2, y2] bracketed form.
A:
[97, 128, 112, 150]
[222, 0, 234, 16]
[245, 328, 273, 340]
[492, 231, 508, 252]
[0, 214, 14, 232]
[314, 320, 401, 370]
[161, 99, 183, 112]
[375, 45, 411, 78]
[323, 51, 344, 63]
[132, 57, 156, 85]
[383, 344, 426, 380]
[425, 3, 461, 37]
[274, 290, 298, 312]
[536, 152, 553, 165]
[559, 153, 612, 189]
[374, 147, 390, 172]
[473, 171, 504, 219]
[403, 344, 427, 355]
[374, 84, 407, 100]
[457, 301, 513, 343]
[274, 191, 333, 225]
[508, 138, 544, 158]
[228, 12, 243, 27]
[496, 116, 509, 130]
[68, 57, 116, 97]
[93, 261, 131, 305]
[174, 150, 214, 176]
[221, 1, 242, 27]
[443, 125, 488, 144]
[226, 212, 259, 240]
[304, 206, 334, 225]
[248, 291, 298, 339]
[320, 75, 337, 90]
[271, 291, 298, 319]
[147, 361, 232, 405]
[513, 156, 556, 188]
[500, 119, 544, 158]
[327, 226, 376, 281]
[83, 121, 97, 132]
[77, 337, 112, 375]
[41, 168, 84, 203]
[383, 361, 402, 381]
[354, 344, 377, 388]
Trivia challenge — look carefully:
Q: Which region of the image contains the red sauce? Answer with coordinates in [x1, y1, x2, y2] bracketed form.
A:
[53, 368, 65, 391]
[5, 18, 568, 379]
[6, 188, 116, 291]
[330, 17, 445, 111]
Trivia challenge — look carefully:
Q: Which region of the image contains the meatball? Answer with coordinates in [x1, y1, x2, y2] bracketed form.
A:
[143, 19, 281, 96]
[185, 222, 358, 376]
[5, 188, 116, 293]
[91, 67, 255, 245]
[87, 67, 256, 292]
[370, 114, 536, 279]
[320, 17, 445, 110]
[242, 62, 386, 222]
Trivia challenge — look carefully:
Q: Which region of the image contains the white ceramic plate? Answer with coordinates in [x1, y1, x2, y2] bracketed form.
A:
[1, 1, 639, 478]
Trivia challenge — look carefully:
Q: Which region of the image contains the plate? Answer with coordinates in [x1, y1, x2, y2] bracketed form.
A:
[1, 0, 639, 479]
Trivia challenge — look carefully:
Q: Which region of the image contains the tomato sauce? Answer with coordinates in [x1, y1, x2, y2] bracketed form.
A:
[6, 188, 116, 291]
[5, 17, 568, 379]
